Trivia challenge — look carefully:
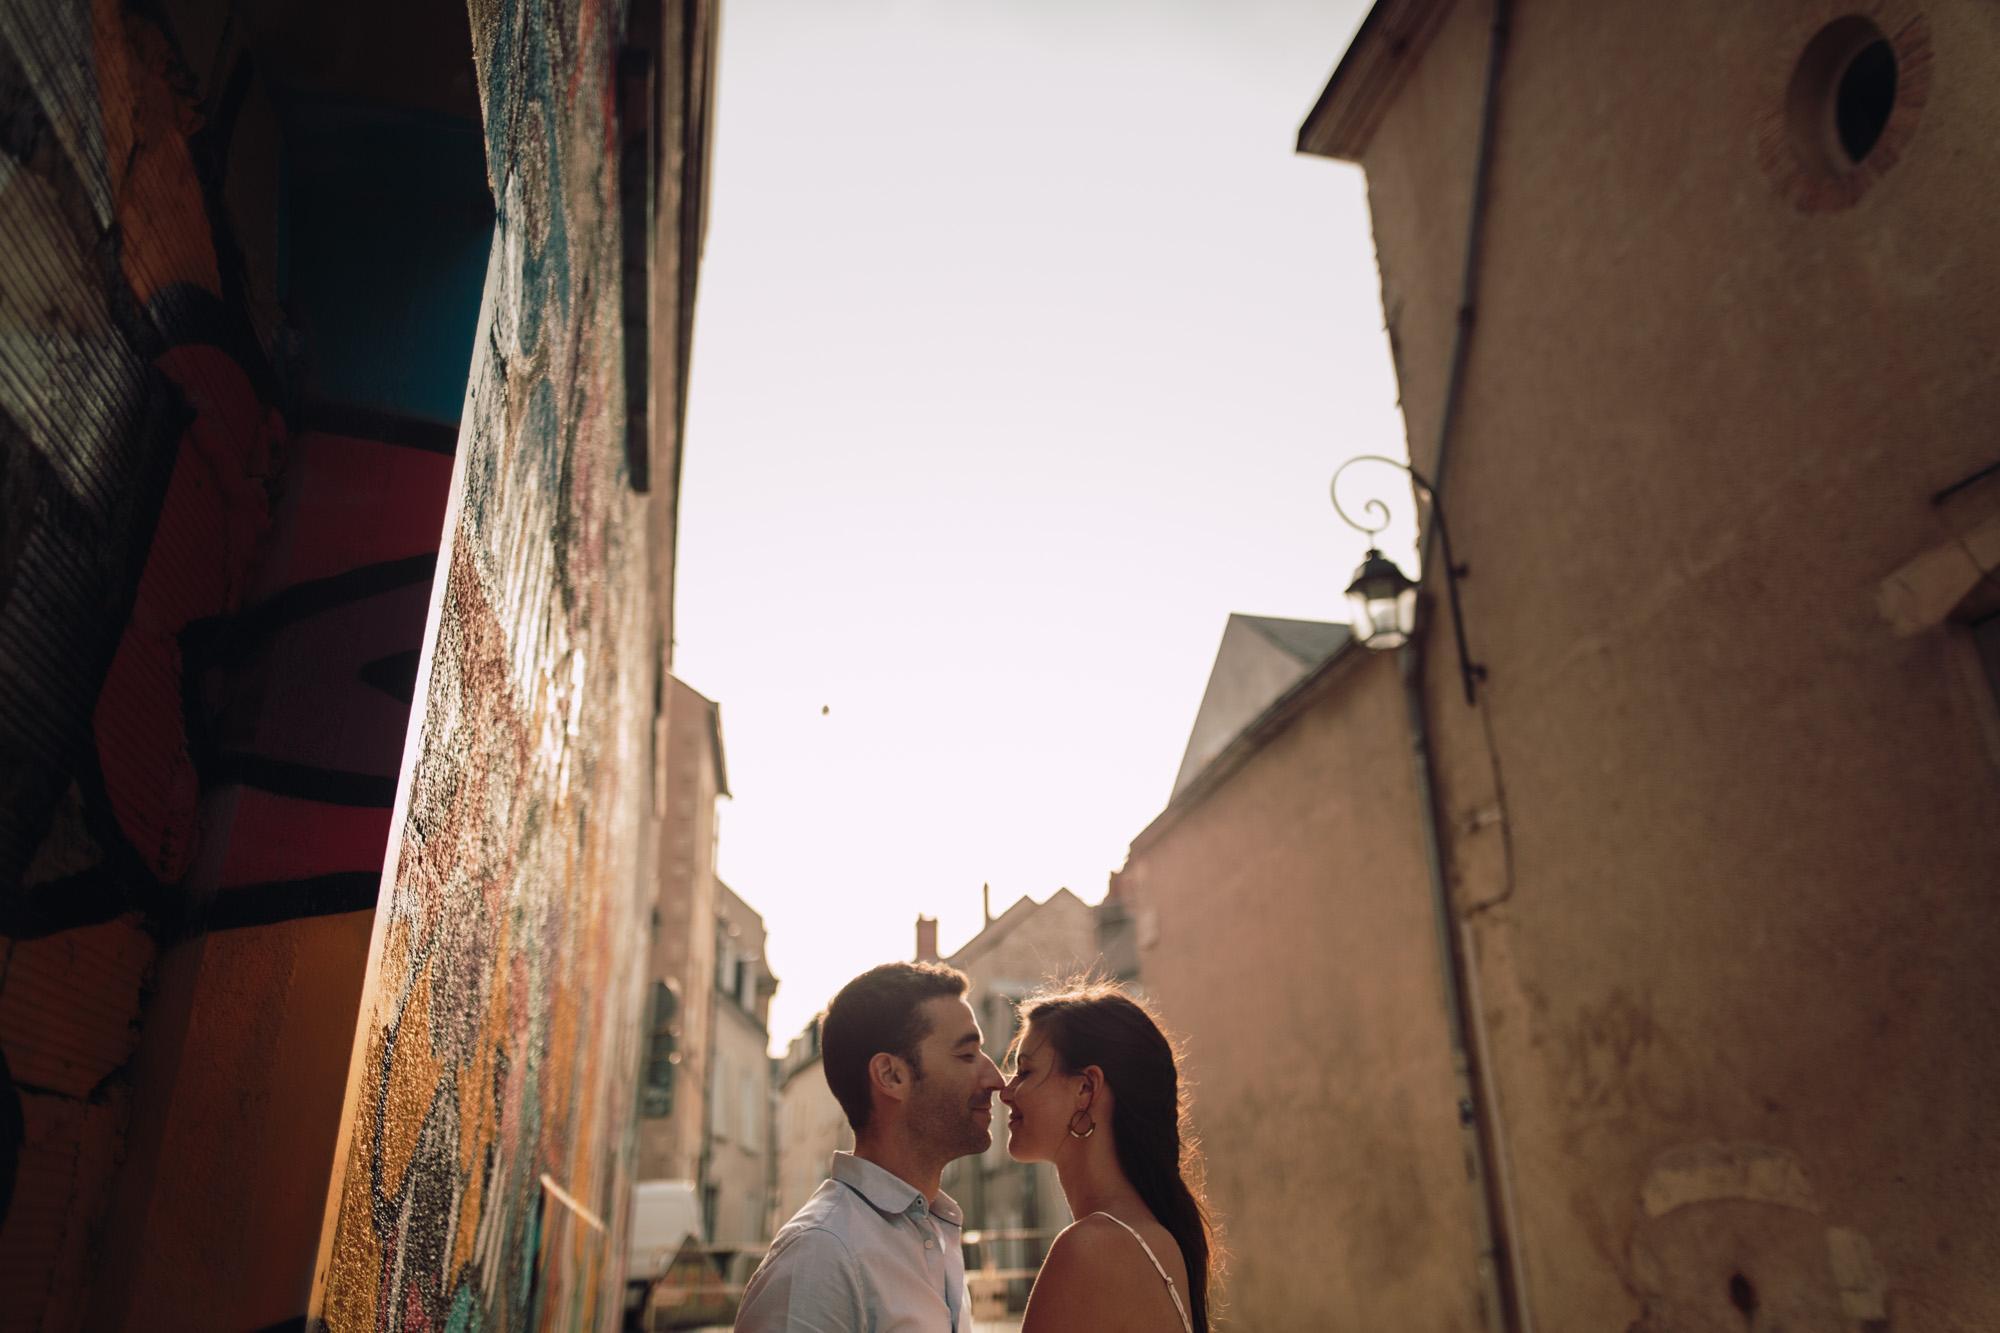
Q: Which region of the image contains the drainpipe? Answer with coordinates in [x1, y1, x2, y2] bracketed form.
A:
[1403, 1, 1524, 1329]
[1401, 636, 1519, 1333]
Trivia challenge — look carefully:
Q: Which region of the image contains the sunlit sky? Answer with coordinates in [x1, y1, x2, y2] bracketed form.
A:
[673, 0, 1417, 1054]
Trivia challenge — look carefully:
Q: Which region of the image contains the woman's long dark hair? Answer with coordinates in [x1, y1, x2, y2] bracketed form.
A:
[1016, 981, 1217, 1332]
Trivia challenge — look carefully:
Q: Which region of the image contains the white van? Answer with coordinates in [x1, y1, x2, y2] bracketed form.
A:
[625, 1180, 700, 1318]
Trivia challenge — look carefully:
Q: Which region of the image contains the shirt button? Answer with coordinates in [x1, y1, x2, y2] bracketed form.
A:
[924, 1239, 934, 1249]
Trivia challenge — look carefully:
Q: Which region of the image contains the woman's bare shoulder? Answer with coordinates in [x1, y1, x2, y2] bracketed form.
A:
[1058, 1212, 1141, 1251]
[1020, 1216, 1164, 1333]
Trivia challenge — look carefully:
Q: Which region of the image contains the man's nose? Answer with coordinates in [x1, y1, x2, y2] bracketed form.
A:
[978, 1053, 1005, 1092]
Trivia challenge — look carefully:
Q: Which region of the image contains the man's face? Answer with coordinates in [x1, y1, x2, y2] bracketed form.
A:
[905, 995, 1004, 1159]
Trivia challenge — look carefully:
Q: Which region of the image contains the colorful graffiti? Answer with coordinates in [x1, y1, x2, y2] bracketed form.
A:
[2, 0, 687, 1322]
[199, 409, 458, 928]
[0, 0, 479, 1325]
[0, 0, 290, 1312]
[310, 0, 674, 1326]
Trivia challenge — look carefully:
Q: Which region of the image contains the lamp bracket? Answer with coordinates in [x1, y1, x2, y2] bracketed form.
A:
[1330, 453, 1487, 706]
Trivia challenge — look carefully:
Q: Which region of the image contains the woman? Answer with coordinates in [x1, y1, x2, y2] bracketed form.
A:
[1000, 980, 1215, 1333]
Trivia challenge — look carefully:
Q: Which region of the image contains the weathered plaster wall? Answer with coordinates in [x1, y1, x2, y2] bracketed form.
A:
[708, 999, 771, 1245]
[707, 883, 774, 1245]
[1349, 1, 2000, 1326]
[636, 676, 723, 1185]
[1124, 649, 1488, 1331]
[309, 0, 675, 1326]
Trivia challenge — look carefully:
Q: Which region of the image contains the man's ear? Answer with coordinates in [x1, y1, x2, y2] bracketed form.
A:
[869, 1052, 911, 1106]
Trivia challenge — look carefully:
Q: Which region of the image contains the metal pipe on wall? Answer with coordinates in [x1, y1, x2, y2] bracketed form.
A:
[1401, 635, 1519, 1333]
[1401, 0, 1527, 1328]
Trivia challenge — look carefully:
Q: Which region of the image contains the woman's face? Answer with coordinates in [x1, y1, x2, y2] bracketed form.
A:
[999, 1023, 1080, 1163]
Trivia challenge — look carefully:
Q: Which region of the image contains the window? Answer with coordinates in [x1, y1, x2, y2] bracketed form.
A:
[642, 981, 680, 1118]
[741, 1069, 761, 1145]
[1766, 12, 1929, 211]
[710, 1055, 730, 1142]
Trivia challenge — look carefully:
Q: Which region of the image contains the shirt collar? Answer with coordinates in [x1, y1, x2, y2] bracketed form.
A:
[830, 1152, 964, 1227]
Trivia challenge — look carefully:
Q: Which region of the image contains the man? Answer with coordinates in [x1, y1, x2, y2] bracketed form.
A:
[736, 961, 1004, 1332]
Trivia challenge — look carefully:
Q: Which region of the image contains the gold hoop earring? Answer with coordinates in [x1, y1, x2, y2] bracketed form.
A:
[1067, 1108, 1095, 1140]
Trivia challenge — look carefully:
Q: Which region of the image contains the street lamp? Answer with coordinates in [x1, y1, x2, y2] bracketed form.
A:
[1344, 547, 1419, 649]
[1330, 454, 1486, 704]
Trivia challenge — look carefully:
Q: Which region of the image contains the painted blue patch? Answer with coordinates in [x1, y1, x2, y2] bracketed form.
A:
[284, 101, 495, 423]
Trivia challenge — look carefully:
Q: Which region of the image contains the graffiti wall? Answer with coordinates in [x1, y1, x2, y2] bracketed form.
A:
[0, 0, 514, 1326]
[1, 0, 704, 1322]
[309, 0, 698, 1325]
[0, 0, 292, 1317]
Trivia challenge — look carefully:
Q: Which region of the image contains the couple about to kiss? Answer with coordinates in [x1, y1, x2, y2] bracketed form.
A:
[734, 962, 1215, 1333]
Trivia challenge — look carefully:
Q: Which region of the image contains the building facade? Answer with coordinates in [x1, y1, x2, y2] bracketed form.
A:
[0, 0, 718, 1327]
[930, 889, 1118, 1312]
[1123, 635, 1486, 1330]
[706, 881, 778, 1246]
[1135, 2, 2000, 1329]
[637, 678, 729, 1186]
[772, 1022, 852, 1229]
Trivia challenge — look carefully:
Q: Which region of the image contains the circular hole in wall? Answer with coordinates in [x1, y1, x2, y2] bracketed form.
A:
[1836, 38, 1898, 161]
[1786, 17, 1898, 174]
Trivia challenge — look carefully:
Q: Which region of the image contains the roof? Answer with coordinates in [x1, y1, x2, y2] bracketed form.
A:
[1135, 635, 1367, 856]
[706, 698, 729, 798]
[717, 880, 765, 936]
[946, 888, 1090, 972]
[1297, 0, 1455, 162]
[1170, 614, 1351, 798]
[1241, 614, 1350, 665]
[670, 674, 730, 798]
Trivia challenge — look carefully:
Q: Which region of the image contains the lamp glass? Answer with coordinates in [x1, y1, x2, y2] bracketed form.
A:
[1348, 588, 1414, 648]
[1344, 550, 1419, 650]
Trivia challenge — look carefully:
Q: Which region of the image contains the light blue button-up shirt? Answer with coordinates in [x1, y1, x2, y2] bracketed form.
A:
[735, 1152, 968, 1333]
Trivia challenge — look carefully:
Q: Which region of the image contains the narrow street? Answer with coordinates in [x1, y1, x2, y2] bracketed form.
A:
[3, 0, 1998, 1330]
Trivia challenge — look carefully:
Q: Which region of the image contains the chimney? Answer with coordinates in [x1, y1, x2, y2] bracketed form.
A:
[981, 882, 992, 927]
[916, 915, 939, 962]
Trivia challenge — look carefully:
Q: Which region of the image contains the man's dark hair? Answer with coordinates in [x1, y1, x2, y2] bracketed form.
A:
[821, 961, 968, 1132]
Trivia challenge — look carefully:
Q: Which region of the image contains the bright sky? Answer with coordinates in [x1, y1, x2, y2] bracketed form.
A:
[674, 0, 1417, 1054]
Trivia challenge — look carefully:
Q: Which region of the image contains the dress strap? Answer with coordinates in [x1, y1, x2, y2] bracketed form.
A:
[1089, 1213, 1195, 1333]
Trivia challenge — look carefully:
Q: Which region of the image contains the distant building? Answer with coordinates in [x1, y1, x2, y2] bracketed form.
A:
[929, 888, 1121, 1311]
[705, 882, 778, 1245]
[1122, 629, 1460, 1329]
[772, 1020, 851, 1227]
[637, 678, 729, 1183]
